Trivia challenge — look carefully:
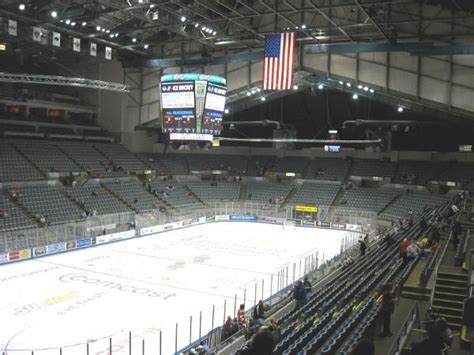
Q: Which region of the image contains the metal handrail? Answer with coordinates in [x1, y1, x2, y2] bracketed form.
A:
[389, 302, 420, 355]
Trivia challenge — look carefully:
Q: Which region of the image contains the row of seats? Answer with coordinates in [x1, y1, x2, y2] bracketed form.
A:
[1, 138, 474, 185]
[339, 188, 399, 213]
[379, 192, 448, 220]
[65, 183, 130, 215]
[261, 207, 443, 355]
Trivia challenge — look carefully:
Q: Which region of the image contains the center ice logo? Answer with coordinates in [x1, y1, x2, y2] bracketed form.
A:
[59, 274, 176, 300]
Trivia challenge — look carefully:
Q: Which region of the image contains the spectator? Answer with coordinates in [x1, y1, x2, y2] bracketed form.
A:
[431, 218, 441, 243]
[400, 237, 412, 265]
[436, 317, 453, 348]
[411, 322, 445, 355]
[419, 217, 428, 232]
[238, 329, 275, 355]
[196, 341, 210, 354]
[237, 304, 247, 327]
[451, 221, 462, 250]
[359, 237, 367, 256]
[293, 281, 307, 310]
[350, 339, 375, 355]
[253, 300, 265, 323]
[381, 284, 394, 337]
[303, 276, 312, 294]
[225, 316, 233, 329]
[407, 242, 421, 260]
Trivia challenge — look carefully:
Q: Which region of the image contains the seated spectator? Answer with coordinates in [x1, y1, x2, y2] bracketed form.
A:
[407, 242, 421, 259]
[411, 321, 445, 355]
[400, 237, 412, 264]
[303, 276, 312, 294]
[237, 304, 247, 327]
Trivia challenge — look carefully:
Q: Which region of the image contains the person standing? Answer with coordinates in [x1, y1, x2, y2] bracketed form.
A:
[451, 221, 462, 250]
[359, 238, 367, 256]
[381, 284, 394, 337]
[293, 281, 307, 310]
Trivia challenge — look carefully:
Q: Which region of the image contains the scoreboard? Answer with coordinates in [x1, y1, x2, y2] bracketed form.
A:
[160, 73, 227, 139]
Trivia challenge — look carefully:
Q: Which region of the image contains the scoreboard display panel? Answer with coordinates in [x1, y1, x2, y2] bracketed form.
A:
[160, 73, 227, 138]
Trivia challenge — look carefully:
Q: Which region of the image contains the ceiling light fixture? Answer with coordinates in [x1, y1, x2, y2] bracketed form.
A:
[357, 84, 363, 89]
[369, 88, 375, 94]
[260, 96, 266, 102]
[352, 93, 359, 100]
[318, 84, 324, 90]
[301, 24, 306, 29]
[143, 44, 149, 49]
[132, 38, 137, 43]
[71, 22, 76, 26]
[224, 108, 229, 114]
[397, 106, 404, 113]
[82, 21, 87, 26]
[65, 19, 71, 25]
[293, 84, 298, 90]
[180, 16, 186, 22]
[51, 10, 58, 18]
[96, 25, 101, 31]
[363, 86, 369, 92]
[19, 4, 26, 11]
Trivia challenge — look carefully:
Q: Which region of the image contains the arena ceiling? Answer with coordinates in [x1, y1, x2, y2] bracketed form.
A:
[1, 0, 474, 61]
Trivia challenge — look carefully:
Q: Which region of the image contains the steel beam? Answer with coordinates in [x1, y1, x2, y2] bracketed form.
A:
[305, 42, 434, 54]
[0, 72, 129, 92]
[136, 51, 264, 68]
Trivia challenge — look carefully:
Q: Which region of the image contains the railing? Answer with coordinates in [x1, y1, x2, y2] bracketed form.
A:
[0, 211, 135, 253]
[389, 302, 420, 355]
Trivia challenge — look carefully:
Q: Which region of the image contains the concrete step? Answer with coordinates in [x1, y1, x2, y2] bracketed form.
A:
[433, 291, 466, 302]
[436, 277, 467, 288]
[437, 271, 468, 282]
[431, 305, 463, 317]
[434, 284, 467, 295]
[433, 297, 464, 308]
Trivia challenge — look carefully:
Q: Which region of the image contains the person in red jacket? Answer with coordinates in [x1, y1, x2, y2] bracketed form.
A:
[400, 237, 412, 265]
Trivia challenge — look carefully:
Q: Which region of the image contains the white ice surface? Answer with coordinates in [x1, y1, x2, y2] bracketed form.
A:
[0, 222, 347, 355]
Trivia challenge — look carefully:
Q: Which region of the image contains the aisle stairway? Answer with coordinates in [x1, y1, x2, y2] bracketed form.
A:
[432, 267, 468, 331]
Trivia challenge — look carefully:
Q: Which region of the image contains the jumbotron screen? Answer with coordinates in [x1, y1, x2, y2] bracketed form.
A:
[160, 73, 227, 140]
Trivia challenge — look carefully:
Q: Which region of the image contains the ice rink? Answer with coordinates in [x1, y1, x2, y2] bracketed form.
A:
[0, 222, 348, 355]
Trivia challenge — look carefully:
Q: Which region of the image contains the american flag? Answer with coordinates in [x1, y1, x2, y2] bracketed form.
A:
[262, 32, 296, 90]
